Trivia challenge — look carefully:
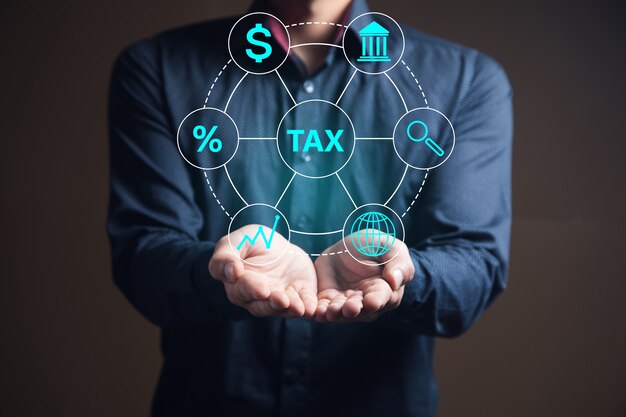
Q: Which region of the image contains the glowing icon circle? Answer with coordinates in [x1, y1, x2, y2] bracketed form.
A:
[228, 12, 290, 75]
[350, 211, 397, 257]
[393, 107, 455, 170]
[342, 204, 405, 266]
[276, 99, 356, 179]
[228, 204, 291, 266]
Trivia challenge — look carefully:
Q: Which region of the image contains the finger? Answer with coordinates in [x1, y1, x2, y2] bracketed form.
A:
[326, 294, 348, 322]
[381, 245, 414, 291]
[315, 298, 331, 322]
[317, 288, 340, 301]
[342, 293, 363, 318]
[233, 274, 271, 303]
[268, 290, 290, 311]
[209, 240, 244, 284]
[387, 288, 404, 310]
[362, 287, 392, 313]
[297, 287, 319, 319]
[245, 300, 282, 317]
[285, 287, 305, 317]
[315, 289, 338, 322]
[245, 289, 300, 318]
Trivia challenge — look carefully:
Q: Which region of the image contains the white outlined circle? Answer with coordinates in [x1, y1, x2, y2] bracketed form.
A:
[228, 12, 291, 75]
[342, 203, 405, 266]
[342, 12, 405, 75]
[276, 99, 356, 179]
[227, 203, 291, 266]
[392, 107, 455, 170]
[177, 107, 240, 170]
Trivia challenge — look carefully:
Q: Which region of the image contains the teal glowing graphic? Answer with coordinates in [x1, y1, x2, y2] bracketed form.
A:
[237, 215, 280, 250]
[288, 129, 345, 152]
[193, 125, 223, 153]
[406, 120, 445, 157]
[245, 23, 272, 63]
[173, 12, 455, 264]
[350, 212, 396, 257]
[357, 21, 391, 63]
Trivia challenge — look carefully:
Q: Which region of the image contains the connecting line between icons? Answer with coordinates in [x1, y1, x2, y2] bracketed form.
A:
[224, 72, 249, 113]
[336, 69, 357, 105]
[275, 70, 297, 106]
[290, 42, 342, 49]
[275, 172, 297, 208]
[384, 164, 408, 206]
[290, 229, 343, 235]
[384, 72, 408, 113]
[355, 137, 393, 140]
[239, 137, 277, 140]
[335, 172, 358, 209]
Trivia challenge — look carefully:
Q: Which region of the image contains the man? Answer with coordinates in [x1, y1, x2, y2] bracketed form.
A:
[108, 0, 512, 415]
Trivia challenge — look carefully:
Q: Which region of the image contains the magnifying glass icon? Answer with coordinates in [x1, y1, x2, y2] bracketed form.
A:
[406, 120, 445, 157]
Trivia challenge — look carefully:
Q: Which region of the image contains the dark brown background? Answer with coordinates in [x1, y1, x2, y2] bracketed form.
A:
[1, 0, 625, 416]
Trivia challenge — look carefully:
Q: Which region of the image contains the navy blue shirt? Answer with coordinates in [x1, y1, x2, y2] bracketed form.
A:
[108, 1, 513, 415]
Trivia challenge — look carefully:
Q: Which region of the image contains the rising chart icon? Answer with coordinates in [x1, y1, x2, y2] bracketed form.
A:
[237, 215, 280, 250]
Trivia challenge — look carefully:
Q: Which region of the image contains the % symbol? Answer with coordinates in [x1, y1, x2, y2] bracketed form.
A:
[193, 125, 223, 153]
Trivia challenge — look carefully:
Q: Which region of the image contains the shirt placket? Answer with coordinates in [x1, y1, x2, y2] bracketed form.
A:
[276, 72, 322, 416]
[278, 317, 314, 416]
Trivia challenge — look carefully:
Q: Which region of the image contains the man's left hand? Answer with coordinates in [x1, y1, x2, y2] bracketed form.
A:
[313, 235, 414, 323]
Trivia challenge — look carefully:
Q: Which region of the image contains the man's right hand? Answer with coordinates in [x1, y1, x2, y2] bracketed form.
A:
[209, 225, 318, 318]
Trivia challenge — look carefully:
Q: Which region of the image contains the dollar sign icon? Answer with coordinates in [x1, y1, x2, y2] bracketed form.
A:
[245, 23, 273, 63]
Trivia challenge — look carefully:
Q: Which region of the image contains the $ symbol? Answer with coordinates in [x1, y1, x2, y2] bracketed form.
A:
[245, 23, 272, 63]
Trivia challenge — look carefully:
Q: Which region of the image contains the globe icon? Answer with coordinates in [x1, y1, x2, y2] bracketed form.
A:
[350, 211, 397, 257]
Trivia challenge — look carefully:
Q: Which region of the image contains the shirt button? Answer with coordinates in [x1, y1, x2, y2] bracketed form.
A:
[300, 152, 311, 162]
[303, 80, 315, 93]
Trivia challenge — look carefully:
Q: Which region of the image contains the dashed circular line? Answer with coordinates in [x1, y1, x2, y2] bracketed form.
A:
[401, 59, 428, 107]
[285, 21, 346, 28]
[286, 250, 346, 258]
[200, 21, 434, 256]
[204, 59, 232, 105]
[203, 171, 232, 219]
[401, 170, 429, 218]
[312, 250, 346, 257]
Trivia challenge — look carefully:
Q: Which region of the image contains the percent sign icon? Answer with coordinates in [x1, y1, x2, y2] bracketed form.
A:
[193, 125, 223, 153]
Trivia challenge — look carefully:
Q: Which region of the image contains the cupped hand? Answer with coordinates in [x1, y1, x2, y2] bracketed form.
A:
[314, 232, 414, 323]
[209, 225, 318, 318]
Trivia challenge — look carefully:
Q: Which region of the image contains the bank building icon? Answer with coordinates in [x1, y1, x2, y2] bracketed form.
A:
[357, 21, 391, 62]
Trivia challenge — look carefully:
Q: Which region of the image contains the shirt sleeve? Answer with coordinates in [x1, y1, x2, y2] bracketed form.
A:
[381, 53, 513, 337]
[107, 40, 247, 327]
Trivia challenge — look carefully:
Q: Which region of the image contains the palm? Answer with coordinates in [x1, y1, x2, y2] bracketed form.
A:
[237, 242, 317, 300]
[223, 225, 318, 317]
[314, 238, 395, 322]
[316, 251, 388, 292]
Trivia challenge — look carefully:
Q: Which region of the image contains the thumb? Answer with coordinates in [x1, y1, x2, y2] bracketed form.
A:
[381, 244, 415, 291]
[208, 238, 245, 283]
